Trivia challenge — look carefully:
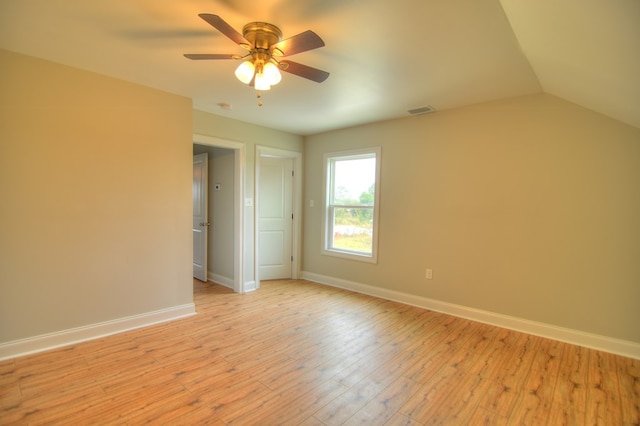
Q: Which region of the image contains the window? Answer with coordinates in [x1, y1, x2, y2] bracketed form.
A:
[322, 147, 381, 263]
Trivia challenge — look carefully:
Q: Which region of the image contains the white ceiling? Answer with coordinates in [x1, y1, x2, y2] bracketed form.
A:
[1, 0, 638, 135]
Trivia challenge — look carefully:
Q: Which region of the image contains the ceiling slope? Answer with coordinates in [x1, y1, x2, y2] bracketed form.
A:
[0, 0, 636, 133]
[500, 0, 640, 129]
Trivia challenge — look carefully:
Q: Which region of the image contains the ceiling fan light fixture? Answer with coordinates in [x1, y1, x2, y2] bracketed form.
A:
[235, 60, 255, 84]
[254, 72, 271, 91]
[185, 14, 330, 90]
[263, 62, 282, 86]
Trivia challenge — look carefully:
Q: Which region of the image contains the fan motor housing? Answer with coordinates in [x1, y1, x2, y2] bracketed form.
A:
[242, 22, 282, 49]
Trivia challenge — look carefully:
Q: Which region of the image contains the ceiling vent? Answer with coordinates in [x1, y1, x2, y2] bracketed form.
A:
[408, 105, 436, 115]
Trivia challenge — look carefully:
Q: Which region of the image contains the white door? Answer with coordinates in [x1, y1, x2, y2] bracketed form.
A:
[259, 157, 293, 280]
[193, 153, 209, 281]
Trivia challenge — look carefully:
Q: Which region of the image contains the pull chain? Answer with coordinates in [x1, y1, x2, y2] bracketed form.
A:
[257, 92, 263, 107]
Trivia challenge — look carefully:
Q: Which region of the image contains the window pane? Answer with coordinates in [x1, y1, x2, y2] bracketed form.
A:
[331, 207, 373, 254]
[323, 147, 380, 263]
[332, 157, 376, 205]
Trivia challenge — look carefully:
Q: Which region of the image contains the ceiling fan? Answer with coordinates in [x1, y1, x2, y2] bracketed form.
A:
[184, 14, 329, 92]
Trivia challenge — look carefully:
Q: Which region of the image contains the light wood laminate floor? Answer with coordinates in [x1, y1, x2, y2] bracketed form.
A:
[1, 279, 638, 425]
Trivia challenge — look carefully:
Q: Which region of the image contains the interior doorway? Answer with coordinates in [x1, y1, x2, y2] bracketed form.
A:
[255, 146, 302, 286]
[192, 152, 209, 282]
[258, 156, 294, 280]
[193, 135, 245, 293]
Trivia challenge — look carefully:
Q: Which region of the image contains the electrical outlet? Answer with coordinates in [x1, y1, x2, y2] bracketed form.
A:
[426, 268, 433, 280]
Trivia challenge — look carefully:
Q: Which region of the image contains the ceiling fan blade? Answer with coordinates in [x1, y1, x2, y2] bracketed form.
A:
[280, 60, 329, 83]
[272, 30, 325, 56]
[184, 53, 238, 60]
[198, 14, 250, 47]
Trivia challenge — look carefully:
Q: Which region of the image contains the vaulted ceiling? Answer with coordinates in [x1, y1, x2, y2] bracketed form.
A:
[1, 0, 638, 135]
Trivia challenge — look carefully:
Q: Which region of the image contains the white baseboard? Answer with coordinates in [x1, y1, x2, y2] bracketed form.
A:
[207, 272, 234, 289]
[0, 303, 196, 361]
[301, 271, 640, 360]
[206, 272, 256, 293]
[244, 280, 257, 292]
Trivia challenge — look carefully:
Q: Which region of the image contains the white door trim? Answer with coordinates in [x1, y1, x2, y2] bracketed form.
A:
[255, 146, 302, 288]
[193, 134, 246, 294]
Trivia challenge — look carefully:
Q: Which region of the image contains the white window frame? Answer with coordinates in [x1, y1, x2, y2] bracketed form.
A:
[322, 147, 381, 263]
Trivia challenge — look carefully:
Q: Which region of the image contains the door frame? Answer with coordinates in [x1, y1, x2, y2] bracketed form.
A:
[193, 134, 246, 294]
[255, 146, 302, 288]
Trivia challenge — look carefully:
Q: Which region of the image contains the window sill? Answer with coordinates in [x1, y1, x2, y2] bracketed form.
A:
[321, 248, 378, 264]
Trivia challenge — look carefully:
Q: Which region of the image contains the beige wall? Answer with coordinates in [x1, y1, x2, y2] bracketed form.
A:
[0, 50, 193, 343]
[192, 110, 304, 284]
[303, 93, 640, 343]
